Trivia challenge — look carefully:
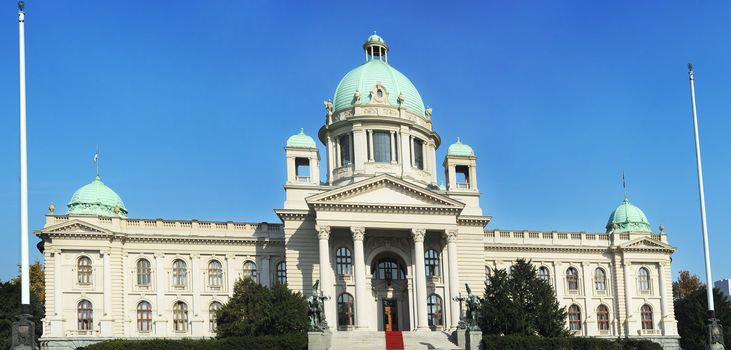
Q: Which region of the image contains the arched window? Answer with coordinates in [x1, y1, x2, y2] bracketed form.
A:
[641, 304, 654, 330]
[427, 294, 444, 328]
[597, 304, 609, 331]
[276, 261, 287, 285]
[336, 247, 352, 276]
[595, 268, 607, 291]
[173, 259, 187, 287]
[173, 301, 188, 332]
[78, 256, 92, 285]
[337, 293, 354, 327]
[209, 302, 222, 331]
[77, 300, 93, 332]
[374, 258, 405, 280]
[538, 266, 550, 283]
[208, 260, 223, 288]
[242, 260, 258, 281]
[638, 267, 651, 292]
[425, 249, 440, 277]
[137, 259, 151, 286]
[137, 301, 152, 332]
[568, 304, 582, 331]
[566, 267, 579, 291]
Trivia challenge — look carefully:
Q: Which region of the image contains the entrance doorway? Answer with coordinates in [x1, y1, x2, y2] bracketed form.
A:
[382, 298, 399, 331]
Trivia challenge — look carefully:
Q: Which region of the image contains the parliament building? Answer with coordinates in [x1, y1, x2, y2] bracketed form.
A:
[35, 34, 680, 349]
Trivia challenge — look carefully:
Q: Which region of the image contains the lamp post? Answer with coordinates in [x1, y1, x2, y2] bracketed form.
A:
[11, 1, 36, 348]
[688, 64, 725, 350]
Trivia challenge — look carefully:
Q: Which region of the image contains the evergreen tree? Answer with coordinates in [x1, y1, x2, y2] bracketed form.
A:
[674, 286, 731, 350]
[215, 278, 307, 338]
[480, 259, 567, 337]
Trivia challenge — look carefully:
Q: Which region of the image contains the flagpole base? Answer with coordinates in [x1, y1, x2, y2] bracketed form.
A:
[11, 304, 36, 350]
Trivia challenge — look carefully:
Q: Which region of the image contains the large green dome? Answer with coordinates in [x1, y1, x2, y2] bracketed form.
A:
[333, 59, 425, 117]
[606, 198, 651, 233]
[67, 176, 128, 218]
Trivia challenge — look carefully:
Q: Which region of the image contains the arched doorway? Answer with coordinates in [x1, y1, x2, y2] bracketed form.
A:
[370, 252, 411, 331]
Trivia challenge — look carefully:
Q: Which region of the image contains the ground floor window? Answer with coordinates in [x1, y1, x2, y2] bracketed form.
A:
[427, 294, 443, 328]
[337, 293, 354, 327]
[641, 304, 654, 330]
[137, 301, 152, 332]
[568, 304, 582, 331]
[597, 304, 609, 331]
[174, 301, 188, 332]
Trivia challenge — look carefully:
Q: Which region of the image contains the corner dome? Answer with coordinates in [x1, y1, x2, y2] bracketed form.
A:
[286, 129, 317, 148]
[333, 34, 425, 117]
[606, 198, 651, 233]
[67, 176, 128, 218]
[447, 138, 474, 156]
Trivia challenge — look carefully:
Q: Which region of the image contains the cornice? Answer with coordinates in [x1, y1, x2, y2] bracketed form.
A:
[457, 215, 491, 227]
[311, 202, 461, 215]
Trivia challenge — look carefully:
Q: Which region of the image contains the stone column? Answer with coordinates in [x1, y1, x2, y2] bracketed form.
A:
[622, 257, 634, 334]
[226, 254, 236, 295]
[260, 256, 271, 287]
[54, 251, 62, 316]
[412, 229, 429, 330]
[317, 226, 334, 329]
[326, 136, 333, 185]
[389, 131, 397, 163]
[336, 137, 342, 167]
[154, 253, 167, 336]
[351, 227, 368, 329]
[657, 262, 668, 333]
[446, 230, 461, 329]
[100, 250, 113, 335]
[368, 130, 374, 161]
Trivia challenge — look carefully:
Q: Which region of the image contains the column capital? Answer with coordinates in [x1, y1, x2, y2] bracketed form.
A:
[445, 229, 458, 243]
[316, 225, 331, 240]
[411, 228, 426, 242]
[350, 227, 365, 241]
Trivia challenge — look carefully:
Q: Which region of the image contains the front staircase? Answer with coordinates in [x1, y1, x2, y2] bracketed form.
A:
[330, 330, 460, 350]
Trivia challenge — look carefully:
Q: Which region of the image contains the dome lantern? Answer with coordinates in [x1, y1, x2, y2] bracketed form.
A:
[363, 31, 388, 62]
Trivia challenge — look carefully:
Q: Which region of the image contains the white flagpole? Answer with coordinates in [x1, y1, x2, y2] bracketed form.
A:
[18, 0, 30, 306]
[688, 64, 725, 348]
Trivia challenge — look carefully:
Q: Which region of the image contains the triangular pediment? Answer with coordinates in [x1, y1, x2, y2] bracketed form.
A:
[619, 236, 675, 252]
[307, 174, 465, 209]
[40, 219, 111, 235]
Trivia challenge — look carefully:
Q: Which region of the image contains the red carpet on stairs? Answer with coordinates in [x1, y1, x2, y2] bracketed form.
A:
[385, 331, 404, 350]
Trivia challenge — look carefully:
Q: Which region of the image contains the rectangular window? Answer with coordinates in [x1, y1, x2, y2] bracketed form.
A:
[373, 131, 391, 162]
[413, 138, 424, 170]
[339, 134, 351, 166]
[295, 158, 310, 182]
[455, 165, 470, 189]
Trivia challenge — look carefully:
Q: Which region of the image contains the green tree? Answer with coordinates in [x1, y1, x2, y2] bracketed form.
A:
[215, 278, 307, 338]
[480, 259, 567, 337]
[674, 286, 731, 350]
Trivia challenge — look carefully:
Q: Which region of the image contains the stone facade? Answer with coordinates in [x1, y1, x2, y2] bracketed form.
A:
[35, 34, 680, 349]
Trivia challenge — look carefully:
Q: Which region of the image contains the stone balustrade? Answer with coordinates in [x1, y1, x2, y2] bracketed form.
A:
[485, 229, 668, 246]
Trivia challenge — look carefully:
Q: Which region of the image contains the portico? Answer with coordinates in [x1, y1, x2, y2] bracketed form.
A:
[307, 174, 467, 332]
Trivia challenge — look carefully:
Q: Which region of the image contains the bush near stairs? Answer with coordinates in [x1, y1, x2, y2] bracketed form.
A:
[482, 335, 663, 350]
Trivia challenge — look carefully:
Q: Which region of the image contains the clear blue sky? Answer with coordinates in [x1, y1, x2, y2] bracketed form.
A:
[0, 1, 729, 282]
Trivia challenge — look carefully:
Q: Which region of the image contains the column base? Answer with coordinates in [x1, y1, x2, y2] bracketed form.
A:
[11, 304, 36, 350]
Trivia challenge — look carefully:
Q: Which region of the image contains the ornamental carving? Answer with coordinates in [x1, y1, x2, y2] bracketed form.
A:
[350, 227, 365, 241]
[369, 82, 391, 106]
[446, 230, 458, 243]
[411, 229, 426, 242]
[316, 225, 331, 240]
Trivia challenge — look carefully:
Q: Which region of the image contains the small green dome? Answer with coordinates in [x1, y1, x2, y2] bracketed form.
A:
[447, 138, 475, 156]
[286, 128, 317, 148]
[606, 198, 651, 233]
[67, 176, 128, 218]
[366, 31, 384, 44]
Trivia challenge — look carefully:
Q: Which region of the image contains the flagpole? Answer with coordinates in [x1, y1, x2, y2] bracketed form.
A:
[688, 64, 725, 349]
[12, 2, 37, 348]
[18, 0, 30, 307]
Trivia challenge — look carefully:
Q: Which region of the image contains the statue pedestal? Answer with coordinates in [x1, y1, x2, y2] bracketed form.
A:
[465, 328, 482, 350]
[455, 328, 466, 347]
[308, 330, 332, 350]
[11, 305, 36, 350]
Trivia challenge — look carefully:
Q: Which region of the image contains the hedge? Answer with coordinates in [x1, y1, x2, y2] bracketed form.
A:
[83, 334, 307, 350]
[482, 335, 663, 350]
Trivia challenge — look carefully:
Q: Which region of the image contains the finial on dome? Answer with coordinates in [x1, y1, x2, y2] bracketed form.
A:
[456, 137, 461, 143]
[48, 203, 55, 214]
[363, 31, 388, 63]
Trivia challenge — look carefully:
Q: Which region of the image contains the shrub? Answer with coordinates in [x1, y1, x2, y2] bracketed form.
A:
[482, 335, 663, 350]
[84, 334, 307, 350]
